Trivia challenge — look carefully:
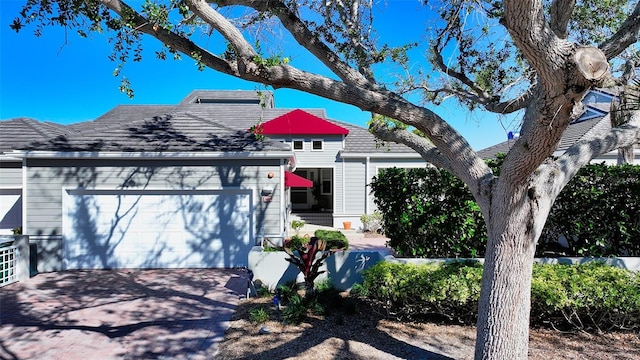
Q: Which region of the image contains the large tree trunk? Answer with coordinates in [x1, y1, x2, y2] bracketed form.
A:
[474, 182, 547, 359]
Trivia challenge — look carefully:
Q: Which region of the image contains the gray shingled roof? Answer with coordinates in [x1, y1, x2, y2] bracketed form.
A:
[0, 117, 72, 153]
[476, 89, 619, 161]
[1, 90, 416, 156]
[476, 116, 610, 159]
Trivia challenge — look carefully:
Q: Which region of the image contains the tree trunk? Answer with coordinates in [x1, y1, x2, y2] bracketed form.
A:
[618, 145, 635, 164]
[474, 185, 541, 359]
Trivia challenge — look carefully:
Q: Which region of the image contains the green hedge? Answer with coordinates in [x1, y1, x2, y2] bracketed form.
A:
[371, 162, 640, 258]
[355, 261, 482, 324]
[540, 163, 640, 257]
[355, 261, 640, 331]
[531, 262, 640, 331]
[370, 167, 486, 258]
[314, 229, 349, 250]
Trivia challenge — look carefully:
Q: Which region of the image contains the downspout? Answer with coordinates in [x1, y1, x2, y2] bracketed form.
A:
[281, 159, 288, 240]
[21, 158, 27, 234]
[341, 156, 346, 215]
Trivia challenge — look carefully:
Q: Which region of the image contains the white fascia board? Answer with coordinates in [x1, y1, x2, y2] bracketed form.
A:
[0, 154, 23, 162]
[9, 150, 294, 160]
[340, 152, 423, 159]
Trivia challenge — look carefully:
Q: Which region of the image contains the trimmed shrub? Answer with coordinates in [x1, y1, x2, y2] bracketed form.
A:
[314, 229, 349, 250]
[285, 235, 310, 252]
[359, 261, 640, 331]
[531, 261, 640, 331]
[360, 261, 482, 323]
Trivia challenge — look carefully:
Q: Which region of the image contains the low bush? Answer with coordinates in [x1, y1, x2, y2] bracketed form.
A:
[360, 260, 482, 324]
[360, 211, 383, 233]
[248, 306, 271, 324]
[285, 235, 310, 252]
[314, 229, 349, 250]
[279, 280, 351, 324]
[531, 261, 640, 331]
[359, 261, 640, 331]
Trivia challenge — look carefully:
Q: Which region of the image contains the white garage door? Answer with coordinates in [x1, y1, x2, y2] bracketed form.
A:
[63, 189, 253, 269]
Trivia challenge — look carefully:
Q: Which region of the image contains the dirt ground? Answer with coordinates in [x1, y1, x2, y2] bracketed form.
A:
[216, 294, 640, 360]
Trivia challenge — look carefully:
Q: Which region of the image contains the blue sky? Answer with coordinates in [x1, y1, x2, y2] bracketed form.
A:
[0, 0, 518, 150]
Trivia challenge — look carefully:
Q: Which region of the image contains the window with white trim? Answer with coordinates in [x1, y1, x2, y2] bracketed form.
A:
[292, 139, 304, 151]
[311, 139, 323, 151]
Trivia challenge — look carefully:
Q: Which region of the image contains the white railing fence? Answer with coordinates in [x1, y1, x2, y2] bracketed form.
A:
[0, 236, 30, 287]
[0, 238, 19, 287]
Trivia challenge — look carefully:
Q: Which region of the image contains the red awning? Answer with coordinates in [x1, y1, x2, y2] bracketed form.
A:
[285, 171, 313, 188]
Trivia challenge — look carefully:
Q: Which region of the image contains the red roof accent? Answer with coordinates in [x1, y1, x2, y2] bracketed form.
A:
[260, 109, 349, 135]
[285, 171, 313, 188]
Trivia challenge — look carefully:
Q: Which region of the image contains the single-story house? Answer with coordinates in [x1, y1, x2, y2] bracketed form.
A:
[0, 90, 425, 271]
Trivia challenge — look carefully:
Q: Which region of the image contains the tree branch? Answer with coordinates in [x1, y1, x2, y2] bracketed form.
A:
[431, 40, 489, 100]
[429, 24, 531, 114]
[503, 0, 568, 79]
[599, 1, 640, 60]
[436, 84, 531, 114]
[99, 0, 237, 75]
[331, 0, 376, 80]
[368, 125, 450, 170]
[369, 120, 493, 205]
[548, 0, 576, 39]
[552, 112, 640, 197]
[214, 0, 375, 89]
[186, 0, 256, 59]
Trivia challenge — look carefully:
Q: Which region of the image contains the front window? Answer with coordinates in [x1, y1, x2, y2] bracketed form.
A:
[312, 139, 323, 151]
[293, 139, 304, 151]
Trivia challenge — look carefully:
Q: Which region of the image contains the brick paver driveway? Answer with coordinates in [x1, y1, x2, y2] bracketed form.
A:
[0, 269, 247, 360]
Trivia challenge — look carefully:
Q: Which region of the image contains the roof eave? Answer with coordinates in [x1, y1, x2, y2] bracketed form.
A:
[339, 151, 423, 159]
[9, 150, 294, 160]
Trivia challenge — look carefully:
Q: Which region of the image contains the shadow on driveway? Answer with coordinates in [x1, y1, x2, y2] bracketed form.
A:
[0, 269, 247, 360]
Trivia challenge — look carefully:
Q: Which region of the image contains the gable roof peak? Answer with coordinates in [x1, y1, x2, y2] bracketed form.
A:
[260, 109, 349, 135]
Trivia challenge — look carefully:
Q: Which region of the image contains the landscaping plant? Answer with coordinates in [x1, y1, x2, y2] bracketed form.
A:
[360, 211, 383, 233]
[283, 236, 340, 295]
[372, 163, 640, 258]
[357, 260, 640, 332]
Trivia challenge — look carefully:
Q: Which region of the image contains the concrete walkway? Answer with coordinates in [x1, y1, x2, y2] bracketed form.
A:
[0, 269, 247, 360]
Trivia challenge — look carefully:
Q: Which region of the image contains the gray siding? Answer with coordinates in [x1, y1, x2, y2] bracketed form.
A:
[24, 158, 283, 241]
[0, 161, 23, 188]
[333, 162, 344, 215]
[342, 159, 367, 215]
[275, 136, 344, 167]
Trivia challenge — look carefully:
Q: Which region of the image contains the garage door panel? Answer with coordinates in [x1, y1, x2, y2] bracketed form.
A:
[63, 189, 252, 269]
